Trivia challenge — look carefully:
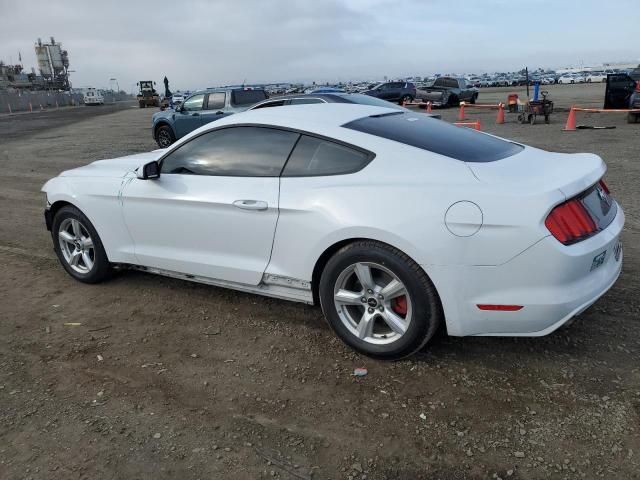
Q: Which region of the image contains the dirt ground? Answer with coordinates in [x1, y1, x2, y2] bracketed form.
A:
[1, 86, 639, 480]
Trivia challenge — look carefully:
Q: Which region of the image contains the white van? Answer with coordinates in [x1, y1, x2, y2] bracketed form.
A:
[83, 88, 104, 106]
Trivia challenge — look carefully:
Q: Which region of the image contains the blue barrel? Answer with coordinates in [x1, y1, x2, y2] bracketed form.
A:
[533, 82, 540, 101]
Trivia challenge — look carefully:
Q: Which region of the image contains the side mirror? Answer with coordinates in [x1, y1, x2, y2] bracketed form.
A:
[137, 160, 160, 180]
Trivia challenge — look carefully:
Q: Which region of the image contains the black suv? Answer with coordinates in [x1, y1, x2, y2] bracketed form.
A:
[362, 81, 417, 104]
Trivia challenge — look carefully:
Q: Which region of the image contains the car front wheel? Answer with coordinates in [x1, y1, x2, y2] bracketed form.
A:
[52, 205, 112, 283]
[319, 241, 442, 359]
[156, 125, 175, 148]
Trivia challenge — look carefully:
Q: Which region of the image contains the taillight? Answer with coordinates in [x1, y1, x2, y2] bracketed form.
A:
[545, 198, 597, 245]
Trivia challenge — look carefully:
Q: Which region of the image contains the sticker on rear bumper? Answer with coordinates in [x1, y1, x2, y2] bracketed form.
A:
[590, 250, 606, 271]
[614, 242, 622, 262]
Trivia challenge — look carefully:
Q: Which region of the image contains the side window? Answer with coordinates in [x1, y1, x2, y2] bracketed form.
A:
[206, 92, 225, 110]
[458, 79, 466, 88]
[433, 78, 445, 87]
[289, 98, 324, 105]
[282, 135, 371, 177]
[182, 94, 205, 111]
[161, 127, 299, 177]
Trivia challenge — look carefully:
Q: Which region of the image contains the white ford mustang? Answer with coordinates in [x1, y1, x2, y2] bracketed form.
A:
[42, 104, 624, 359]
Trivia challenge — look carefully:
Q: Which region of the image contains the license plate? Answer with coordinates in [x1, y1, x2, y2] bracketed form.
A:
[590, 250, 606, 271]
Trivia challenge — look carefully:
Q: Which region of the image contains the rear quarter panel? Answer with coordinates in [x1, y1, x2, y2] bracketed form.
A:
[267, 132, 555, 283]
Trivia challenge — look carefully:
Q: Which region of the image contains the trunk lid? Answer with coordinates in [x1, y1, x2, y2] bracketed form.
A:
[467, 145, 606, 201]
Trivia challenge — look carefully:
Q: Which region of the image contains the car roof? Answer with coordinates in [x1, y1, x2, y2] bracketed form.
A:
[182, 104, 398, 141]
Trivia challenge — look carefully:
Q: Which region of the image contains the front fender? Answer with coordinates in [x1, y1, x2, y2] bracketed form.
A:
[42, 176, 137, 264]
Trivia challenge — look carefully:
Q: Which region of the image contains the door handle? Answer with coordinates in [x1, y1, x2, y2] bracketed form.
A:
[191, 112, 200, 116]
[233, 200, 268, 211]
[216, 111, 224, 115]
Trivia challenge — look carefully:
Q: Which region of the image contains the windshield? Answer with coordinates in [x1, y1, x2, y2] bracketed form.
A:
[343, 112, 523, 162]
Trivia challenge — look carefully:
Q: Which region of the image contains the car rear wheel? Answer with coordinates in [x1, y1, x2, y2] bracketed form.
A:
[470, 94, 478, 104]
[156, 125, 175, 148]
[52, 205, 112, 284]
[399, 95, 412, 105]
[319, 241, 442, 360]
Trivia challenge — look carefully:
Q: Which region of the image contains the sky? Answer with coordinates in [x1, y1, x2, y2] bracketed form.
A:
[0, 0, 638, 92]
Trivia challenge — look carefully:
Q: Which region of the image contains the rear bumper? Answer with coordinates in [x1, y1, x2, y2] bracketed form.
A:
[426, 206, 625, 337]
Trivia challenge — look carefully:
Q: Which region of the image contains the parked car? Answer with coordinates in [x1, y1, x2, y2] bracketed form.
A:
[362, 81, 417, 105]
[604, 73, 640, 123]
[417, 77, 478, 107]
[171, 92, 186, 106]
[574, 72, 588, 83]
[151, 87, 268, 147]
[83, 88, 104, 106]
[42, 104, 624, 359]
[309, 87, 346, 94]
[586, 71, 607, 83]
[493, 77, 510, 87]
[557, 74, 576, 84]
[249, 93, 443, 119]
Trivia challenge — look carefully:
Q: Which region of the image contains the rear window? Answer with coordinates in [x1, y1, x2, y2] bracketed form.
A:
[341, 94, 404, 109]
[231, 89, 268, 106]
[283, 135, 372, 177]
[343, 112, 523, 162]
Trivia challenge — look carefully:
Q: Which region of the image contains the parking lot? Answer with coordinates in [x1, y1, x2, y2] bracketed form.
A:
[1, 84, 639, 480]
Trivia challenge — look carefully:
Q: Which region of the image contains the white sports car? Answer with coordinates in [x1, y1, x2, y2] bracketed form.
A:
[42, 104, 624, 359]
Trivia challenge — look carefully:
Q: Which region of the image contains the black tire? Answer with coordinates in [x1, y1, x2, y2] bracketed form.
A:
[156, 125, 175, 148]
[319, 241, 442, 360]
[470, 94, 477, 104]
[51, 205, 112, 284]
[139, 101, 145, 108]
[628, 113, 639, 124]
[399, 94, 413, 105]
[447, 95, 459, 108]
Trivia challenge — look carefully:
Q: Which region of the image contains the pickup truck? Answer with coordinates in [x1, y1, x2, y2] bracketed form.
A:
[152, 87, 268, 147]
[604, 72, 640, 123]
[417, 77, 478, 107]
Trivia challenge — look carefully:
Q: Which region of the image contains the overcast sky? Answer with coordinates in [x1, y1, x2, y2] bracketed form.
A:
[1, 0, 638, 92]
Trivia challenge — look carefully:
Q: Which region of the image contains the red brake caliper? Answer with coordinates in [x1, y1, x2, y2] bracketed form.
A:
[391, 295, 408, 316]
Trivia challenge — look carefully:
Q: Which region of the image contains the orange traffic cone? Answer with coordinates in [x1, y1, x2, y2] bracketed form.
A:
[458, 102, 466, 120]
[474, 119, 481, 131]
[426, 101, 432, 113]
[563, 106, 577, 131]
[402, 97, 407, 107]
[496, 103, 505, 124]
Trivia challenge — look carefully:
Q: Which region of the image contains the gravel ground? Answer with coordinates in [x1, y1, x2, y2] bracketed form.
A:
[1, 85, 639, 480]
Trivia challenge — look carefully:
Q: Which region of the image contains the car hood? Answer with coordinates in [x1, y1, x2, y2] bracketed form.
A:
[60, 151, 165, 178]
[152, 109, 175, 121]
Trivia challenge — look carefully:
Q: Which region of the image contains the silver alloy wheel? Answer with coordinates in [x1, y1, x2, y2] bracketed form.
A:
[157, 129, 172, 147]
[333, 262, 412, 345]
[58, 218, 95, 274]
